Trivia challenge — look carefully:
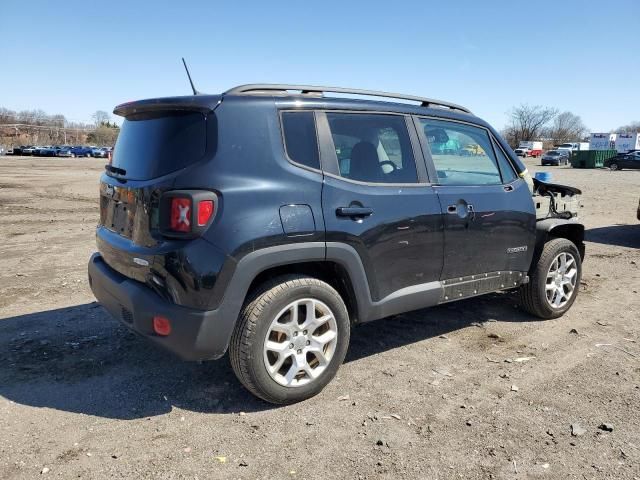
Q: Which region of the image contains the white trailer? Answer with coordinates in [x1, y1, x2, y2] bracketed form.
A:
[589, 133, 616, 151]
[517, 141, 543, 157]
[557, 142, 588, 155]
[614, 133, 640, 153]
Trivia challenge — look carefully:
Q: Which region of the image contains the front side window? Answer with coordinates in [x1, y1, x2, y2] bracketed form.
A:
[493, 140, 518, 183]
[326, 113, 418, 184]
[419, 118, 502, 186]
[281, 111, 320, 170]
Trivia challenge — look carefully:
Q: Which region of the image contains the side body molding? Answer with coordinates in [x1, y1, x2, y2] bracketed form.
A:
[200, 242, 444, 357]
[325, 242, 443, 323]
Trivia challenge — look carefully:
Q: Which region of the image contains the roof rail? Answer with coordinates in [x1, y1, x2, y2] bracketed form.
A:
[224, 84, 472, 114]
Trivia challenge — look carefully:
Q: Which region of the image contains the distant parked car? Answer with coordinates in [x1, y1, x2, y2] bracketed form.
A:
[70, 146, 93, 158]
[91, 147, 112, 158]
[56, 146, 73, 157]
[21, 146, 36, 155]
[541, 150, 570, 166]
[32, 146, 51, 156]
[514, 147, 530, 157]
[604, 151, 640, 170]
[40, 146, 61, 157]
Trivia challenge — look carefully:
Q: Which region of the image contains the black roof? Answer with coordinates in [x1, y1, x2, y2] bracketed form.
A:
[114, 84, 477, 124]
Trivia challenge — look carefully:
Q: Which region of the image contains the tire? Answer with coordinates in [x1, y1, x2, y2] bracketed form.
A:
[229, 274, 351, 404]
[609, 163, 618, 171]
[518, 238, 582, 319]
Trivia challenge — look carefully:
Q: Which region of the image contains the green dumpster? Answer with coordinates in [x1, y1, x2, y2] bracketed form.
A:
[570, 150, 617, 168]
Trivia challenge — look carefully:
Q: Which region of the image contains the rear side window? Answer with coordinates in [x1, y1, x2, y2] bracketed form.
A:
[419, 118, 502, 186]
[326, 113, 418, 184]
[281, 111, 320, 170]
[112, 111, 206, 180]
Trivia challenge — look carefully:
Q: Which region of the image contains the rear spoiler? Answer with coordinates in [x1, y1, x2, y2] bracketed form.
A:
[113, 95, 222, 117]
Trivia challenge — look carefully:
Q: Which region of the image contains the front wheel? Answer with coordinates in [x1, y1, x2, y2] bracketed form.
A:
[229, 275, 350, 404]
[518, 238, 582, 319]
[609, 163, 619, 171]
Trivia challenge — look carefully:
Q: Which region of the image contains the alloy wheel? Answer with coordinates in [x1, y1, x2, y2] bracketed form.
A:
[545, 252, 578, 308]
[263, 298, 338, 387]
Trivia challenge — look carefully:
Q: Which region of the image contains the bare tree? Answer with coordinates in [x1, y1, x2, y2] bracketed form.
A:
[86, 125, 120, 146]
[546, 111, 588, 144]
[502, 104, 558, 148]
[92, 110, 111, 127]
[614, 121, 640, 132]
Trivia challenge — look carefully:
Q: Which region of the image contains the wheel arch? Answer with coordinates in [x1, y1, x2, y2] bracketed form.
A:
[220, 242, 372, 330]
[534, 219, 585, 264]
[246, 260, 362, 324]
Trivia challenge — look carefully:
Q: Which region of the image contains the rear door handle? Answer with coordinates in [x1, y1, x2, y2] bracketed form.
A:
[336, 206, 373, 217]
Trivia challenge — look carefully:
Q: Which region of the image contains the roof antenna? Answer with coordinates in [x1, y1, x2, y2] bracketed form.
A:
[182, 58, 199, 95]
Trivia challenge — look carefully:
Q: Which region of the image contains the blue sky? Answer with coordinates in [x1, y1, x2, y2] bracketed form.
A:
[1, 0, 638, 131]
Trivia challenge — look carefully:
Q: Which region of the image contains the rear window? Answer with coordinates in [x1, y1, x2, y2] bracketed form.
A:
[112, 111, 206, 180]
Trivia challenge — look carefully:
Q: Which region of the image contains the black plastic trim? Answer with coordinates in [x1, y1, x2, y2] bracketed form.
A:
[535, 219, 586, 260]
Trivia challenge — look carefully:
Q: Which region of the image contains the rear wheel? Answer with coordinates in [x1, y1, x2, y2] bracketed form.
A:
[518, 238, 581, 319]
[229, 275, 350, 404]
[609, 163, 619, 170]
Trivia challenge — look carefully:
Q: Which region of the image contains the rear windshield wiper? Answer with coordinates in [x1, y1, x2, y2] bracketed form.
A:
[105, 164, 127, 176]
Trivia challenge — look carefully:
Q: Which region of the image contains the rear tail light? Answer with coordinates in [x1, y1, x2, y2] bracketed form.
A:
[197, 200, 214, 226]
[161, 190, 218, 237]
[170, 197, 192, 232]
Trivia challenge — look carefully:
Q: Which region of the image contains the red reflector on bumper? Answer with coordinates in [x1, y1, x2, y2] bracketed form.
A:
[153, 316, 172, 336]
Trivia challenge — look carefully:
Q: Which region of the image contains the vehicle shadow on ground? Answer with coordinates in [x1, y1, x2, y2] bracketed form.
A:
[585, 224, 640, 249]
[0, 294, 536, 419]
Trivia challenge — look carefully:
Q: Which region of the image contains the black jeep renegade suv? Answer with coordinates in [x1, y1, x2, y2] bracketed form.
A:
[89, 84, 585, 404]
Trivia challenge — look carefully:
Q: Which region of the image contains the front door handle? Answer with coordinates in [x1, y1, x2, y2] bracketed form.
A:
[447, 203, 475, 220]
[336, 206, 373, 217]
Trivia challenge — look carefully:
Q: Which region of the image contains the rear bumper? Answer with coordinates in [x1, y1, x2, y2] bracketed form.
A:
[88, 253, 231, 361]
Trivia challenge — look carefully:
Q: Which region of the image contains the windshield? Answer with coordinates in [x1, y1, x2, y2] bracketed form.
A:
[547, 151, 560, 156]
[112, 110, 207, 180]
[559, 143, 573, 148]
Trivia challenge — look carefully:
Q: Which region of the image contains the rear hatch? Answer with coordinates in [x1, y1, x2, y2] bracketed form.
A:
[98, 97, 219, 281]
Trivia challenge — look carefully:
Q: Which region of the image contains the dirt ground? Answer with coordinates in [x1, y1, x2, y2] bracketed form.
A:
[0, 156, 638, 479]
